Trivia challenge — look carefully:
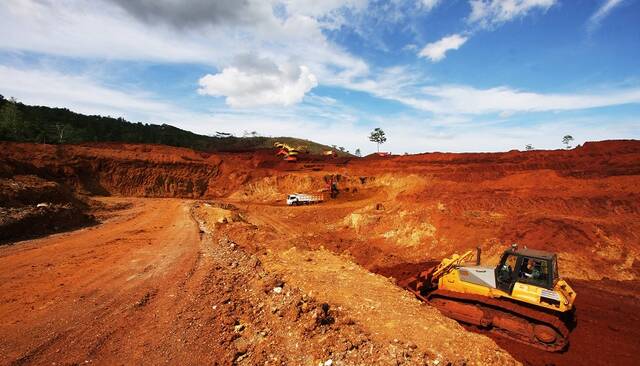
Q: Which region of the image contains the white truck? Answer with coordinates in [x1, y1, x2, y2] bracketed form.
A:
[286, 193, 323, 206]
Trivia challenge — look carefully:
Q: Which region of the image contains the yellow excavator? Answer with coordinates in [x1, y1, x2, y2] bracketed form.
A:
[274, 142, 307, 161]
[407, 244, 577, 351]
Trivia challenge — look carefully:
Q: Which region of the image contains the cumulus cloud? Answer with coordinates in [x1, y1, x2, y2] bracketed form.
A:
[587, 0, 624, 32]
[468, 0, 556, 28]
[0, 0, 369, 88]
[198, 56, 318, 107]
[418, 34, 468, 62]
[0, 0, 221, 63]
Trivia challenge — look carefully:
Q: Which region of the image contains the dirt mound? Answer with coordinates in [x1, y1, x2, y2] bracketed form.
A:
[194, 203, 517, 365]
[191, 215, 440, 365]
[0, 175, 78, 207]
[0, 175, 95, 243]
[0, 204, 93, 243]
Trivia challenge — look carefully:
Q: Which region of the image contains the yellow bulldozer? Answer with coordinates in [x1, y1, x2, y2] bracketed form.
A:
[408, 244, 577, 351]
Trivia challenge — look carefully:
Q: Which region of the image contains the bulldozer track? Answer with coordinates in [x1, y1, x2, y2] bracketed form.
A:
[424, 289, 572, 352]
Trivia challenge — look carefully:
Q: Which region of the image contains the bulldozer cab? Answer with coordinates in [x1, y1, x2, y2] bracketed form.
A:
[496, 247, 558, 293]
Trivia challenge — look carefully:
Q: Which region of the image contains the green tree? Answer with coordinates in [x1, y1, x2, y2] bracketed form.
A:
[369, 128, 387, 152]
[354, 148, 361, 157]
[525, 144, 534, 151]
[0, 97, 23, 140]
[562, 135, 574, 149]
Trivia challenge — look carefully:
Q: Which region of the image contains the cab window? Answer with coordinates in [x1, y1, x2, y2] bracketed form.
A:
[519, 257, 549, 287]
[504, 254, 517, 272]
[496, 254, 519, 293]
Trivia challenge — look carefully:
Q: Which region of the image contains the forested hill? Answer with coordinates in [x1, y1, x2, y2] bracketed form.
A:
[0, 95, 349, 155]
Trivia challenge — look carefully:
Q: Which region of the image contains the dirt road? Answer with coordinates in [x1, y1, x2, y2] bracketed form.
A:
[0, 198, 217, 365]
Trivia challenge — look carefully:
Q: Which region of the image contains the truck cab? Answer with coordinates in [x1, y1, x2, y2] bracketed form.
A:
[286, 194, 300, 206]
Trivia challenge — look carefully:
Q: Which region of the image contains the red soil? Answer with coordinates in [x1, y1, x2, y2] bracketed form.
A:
[494, 279, 640, 366]
[1, 140, 639, 365]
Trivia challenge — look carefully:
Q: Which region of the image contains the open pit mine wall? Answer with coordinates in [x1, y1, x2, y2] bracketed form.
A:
[350, 140, 640, 179]
[0, 143, 263, 198]
[0, 140, 639, 204]
[3, 140, 639, 200]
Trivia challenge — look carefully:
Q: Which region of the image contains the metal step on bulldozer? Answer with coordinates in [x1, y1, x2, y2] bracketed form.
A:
[407, 244, 577, 351]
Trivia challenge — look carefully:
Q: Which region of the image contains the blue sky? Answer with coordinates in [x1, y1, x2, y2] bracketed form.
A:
[0, 0, 639, 153]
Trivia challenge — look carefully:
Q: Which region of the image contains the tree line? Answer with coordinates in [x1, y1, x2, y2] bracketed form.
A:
[0, 94, 232, 149]
[0, 95, 339, 154]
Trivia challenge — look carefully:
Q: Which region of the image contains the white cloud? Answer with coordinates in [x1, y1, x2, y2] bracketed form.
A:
[416, 0, 557, 64]
[0, 0, 369, 96]
[418, 34, 468, 62]
[419, 0, 442, 11]
[282, 0, 369, 17]
[364, 113, 640, 153]
[468, 0, 556, 28]
[197, 56, 318, 108]
[401, 85, 640, 114]
[0, 65, 172, 120]
[340, 68, 640, 116]
[0, 0, 219, 63]
[587, 0, 624, 32]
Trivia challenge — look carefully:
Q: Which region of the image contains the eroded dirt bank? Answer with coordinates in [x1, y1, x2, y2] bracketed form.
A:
[0, 175, 96, 242]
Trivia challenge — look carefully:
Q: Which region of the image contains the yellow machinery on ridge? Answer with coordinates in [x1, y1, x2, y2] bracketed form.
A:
[408, 244, 577, 351]
[274, 142, 308, 161]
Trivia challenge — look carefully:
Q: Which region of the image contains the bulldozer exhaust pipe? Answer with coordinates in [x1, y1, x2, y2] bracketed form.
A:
[476, 247, 481, 265]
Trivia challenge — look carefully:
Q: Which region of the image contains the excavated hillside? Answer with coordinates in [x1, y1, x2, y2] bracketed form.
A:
[1, 140, 640, 366]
